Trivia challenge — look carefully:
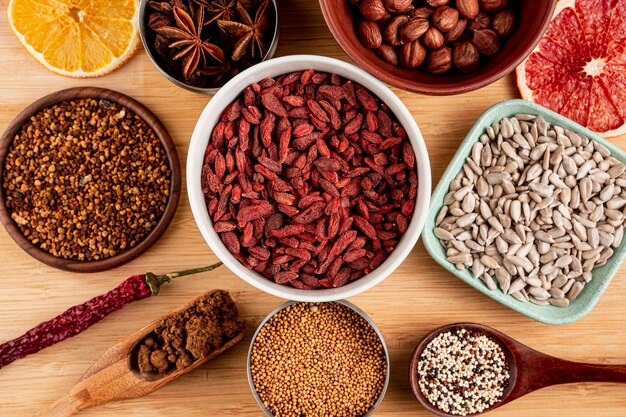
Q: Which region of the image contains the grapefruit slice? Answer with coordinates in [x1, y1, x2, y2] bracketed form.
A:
[517, 0, 626, 137]
[7, 0, 139, 78]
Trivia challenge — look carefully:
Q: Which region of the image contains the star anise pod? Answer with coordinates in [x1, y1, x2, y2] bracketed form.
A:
[147, 1, 174, 30]
[156, 6, 225, 80]
[192, 0, 236, 25]
[217, 0, 271, 61]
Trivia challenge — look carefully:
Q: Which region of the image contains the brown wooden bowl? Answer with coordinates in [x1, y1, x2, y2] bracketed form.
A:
[319, 0, 557, 95]
[0, 87, 181, 273]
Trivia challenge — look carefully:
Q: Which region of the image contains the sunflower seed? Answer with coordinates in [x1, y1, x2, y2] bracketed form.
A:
[508, 278, 526, 294]
[480, 255, 500, 269]
[506, 255, 533, 272]
[435, 115, 626, 308]
[448, 253, 472, 264]
[529, 286, 551, 300]
[567, 282, 584, 301]
[495, 268, 511, 292]
[480, 273, 498, 290]
[434, 228, 454, 240]
[510, 291, 527, 302]
[457, 213, 478, 228]
[530, 297, 550, 306]
[549, 298, 570, 307]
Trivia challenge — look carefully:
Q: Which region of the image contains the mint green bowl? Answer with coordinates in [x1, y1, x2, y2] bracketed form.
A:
[422, 99, 626, 325]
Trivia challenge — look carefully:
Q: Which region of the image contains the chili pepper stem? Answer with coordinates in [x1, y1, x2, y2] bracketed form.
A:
[145, 262, 223, 296]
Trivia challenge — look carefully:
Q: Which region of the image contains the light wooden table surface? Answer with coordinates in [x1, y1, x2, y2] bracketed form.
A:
[1, 1, 625, 416]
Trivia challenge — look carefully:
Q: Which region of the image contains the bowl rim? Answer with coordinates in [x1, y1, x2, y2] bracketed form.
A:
[138, 0, 281, 95]
[0, 87, 181, 273]
[318, 0, 558, 95]
[187, 54, 431, 302]
[422, 99, 626, 325]
[246, 300, 391, 417]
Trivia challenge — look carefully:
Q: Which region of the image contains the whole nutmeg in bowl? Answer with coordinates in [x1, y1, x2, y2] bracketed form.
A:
[385, 15, 410, 45]
[432, 6, 459, 33]
[400, 41, 427, 68]
[473, 28, 501, 57]
[427, 46, 452, 74]
[453, 41, 480, 72]
[320, 0, 557, 94]
[359, 21, 384, 49]
[422, 27, 445, 50]
[492, 8, 516, 37]
[457, 0, 479, 19]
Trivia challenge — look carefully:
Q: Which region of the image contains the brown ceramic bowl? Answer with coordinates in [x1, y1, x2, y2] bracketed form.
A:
[319, 0, 557, 95]
[0, 87, 181, 273]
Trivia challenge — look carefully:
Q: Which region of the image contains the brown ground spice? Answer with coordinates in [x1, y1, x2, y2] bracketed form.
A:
[135, 290, 244, 374]
[250, 302, 387, 417]
[2, 98, 171, 261]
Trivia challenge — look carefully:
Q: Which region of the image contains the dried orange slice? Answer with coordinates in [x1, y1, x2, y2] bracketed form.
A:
[7, 0, 139, 77]
[517, 0, 626, 137]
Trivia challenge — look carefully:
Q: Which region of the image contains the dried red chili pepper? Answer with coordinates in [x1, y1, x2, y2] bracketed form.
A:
[0, 262, 222, 370]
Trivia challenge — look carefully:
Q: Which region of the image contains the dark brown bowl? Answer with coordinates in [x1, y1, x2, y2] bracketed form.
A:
[0, 87, 181, 273]
[319, 0, 557, 95]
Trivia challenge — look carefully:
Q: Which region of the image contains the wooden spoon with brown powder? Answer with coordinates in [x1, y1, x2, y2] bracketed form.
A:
[34, 290, 245, 417]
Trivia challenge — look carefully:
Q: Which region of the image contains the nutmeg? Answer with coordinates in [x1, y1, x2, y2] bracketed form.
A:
[384, 0, 413, 14]
[478, 0, 509, 12]
[384, 15, 410, 46]
[400, 18, 429, 44]
[453, 41, 480, 72]
[399, 41, 427, 68]
[358, 21, 383, 49]
[426, 0, 450, 6]
[427, 46, 452, 74]
[359, 0, 389, 21]
[411, 6, 434, 20]
[422, 27, 445, 50]
[376, 44, 398, 65]
[445, 18, 467, 43]
[432, 6, 459, 33]
[456, 0, 479, 20]
[473, 28, 501, 57]
[468, 11, 491, 32]
[492, 8, 516, 37]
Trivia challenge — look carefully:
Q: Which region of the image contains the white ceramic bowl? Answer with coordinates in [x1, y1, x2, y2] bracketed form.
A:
[187, 55, 431, 301]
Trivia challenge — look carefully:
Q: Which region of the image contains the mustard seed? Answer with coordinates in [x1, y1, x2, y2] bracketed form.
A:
[250, 302, 387, 417]
[2, 98, 171, 261]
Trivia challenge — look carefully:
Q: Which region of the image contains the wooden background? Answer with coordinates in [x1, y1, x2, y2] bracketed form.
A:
[1, 1, 625, 416]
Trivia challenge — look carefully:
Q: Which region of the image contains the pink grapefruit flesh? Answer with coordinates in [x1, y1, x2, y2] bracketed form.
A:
[517, 0, 626, 137]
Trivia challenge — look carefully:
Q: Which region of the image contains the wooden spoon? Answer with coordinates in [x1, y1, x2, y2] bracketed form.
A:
[409, 323, 626, 416]
[34, 290, 245, 417]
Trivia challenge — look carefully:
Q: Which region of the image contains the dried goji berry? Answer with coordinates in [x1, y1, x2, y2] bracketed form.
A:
[204, 71, 418, 289]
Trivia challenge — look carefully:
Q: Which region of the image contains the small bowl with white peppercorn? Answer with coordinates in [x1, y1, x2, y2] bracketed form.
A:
[319, 0, 557, 95]
[422, 99, 626, 324]
[247, 300, 390, 417]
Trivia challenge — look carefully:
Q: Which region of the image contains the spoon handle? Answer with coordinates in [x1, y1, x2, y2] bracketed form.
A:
[551, 359, 626, 384]
[33, 394, 81, 417]
[521, 349, 626, 389]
